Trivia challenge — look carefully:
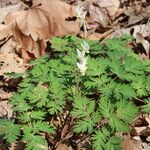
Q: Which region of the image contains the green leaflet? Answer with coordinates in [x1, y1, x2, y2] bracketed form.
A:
[0, 119, 20, 143]
[142, 98, 150, 113]
[71, 95, 101, 133]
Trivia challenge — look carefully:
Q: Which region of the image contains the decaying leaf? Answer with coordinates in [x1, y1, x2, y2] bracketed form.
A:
[123, 135, 142, 150]
[0, 89, 12, 118]
[134, 127, 147, 134]
[0, 100, 13, 118]
[108, 24, 150, 39]
[0, 24, 12, 45]
[145, 116, 150, 128]
[94, 0, 120, 18]
[132, 136, 141, 141]
[4, 0, 80, 60]
[0, 38, 15, 54]
[0, 34, 27, 75]
[0, 52, 27, 75]
[88, 0, 120, 27]
[136, 33, 150, 56]
[0, 2, 22, 23]
[56, 143, 73, 150]
[124, 5, 150, 26]
[88, 4, 110, 28]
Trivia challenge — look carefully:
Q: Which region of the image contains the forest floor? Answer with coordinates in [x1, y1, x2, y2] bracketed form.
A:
[0, 0, 150, 150]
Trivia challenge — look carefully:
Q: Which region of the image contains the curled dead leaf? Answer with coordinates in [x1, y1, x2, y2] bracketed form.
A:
[136, 33, 150, 56]
[4, 0, 79, 60]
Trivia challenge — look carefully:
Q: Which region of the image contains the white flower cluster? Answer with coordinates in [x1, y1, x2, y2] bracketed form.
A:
[76, 41, 89, 76]
[76, 3, 87, 27]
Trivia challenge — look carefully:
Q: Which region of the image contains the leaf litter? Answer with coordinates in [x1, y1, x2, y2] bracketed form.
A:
[0, 0, 150, 149]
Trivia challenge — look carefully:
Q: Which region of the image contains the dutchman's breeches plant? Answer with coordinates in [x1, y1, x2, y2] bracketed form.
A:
[0, 35, 150, 150]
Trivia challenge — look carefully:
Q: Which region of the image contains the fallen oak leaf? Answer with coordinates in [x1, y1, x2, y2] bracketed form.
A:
[4, 0, 80, 61]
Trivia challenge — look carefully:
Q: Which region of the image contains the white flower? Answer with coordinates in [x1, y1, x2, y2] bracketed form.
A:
[76, 4, 87, 26]
[76, 41, 89, 76]
[81, 41, 89, 53]
[77, 57, 88, 76]
[77, 49, 85, 63]
[76, 5, 83, 18]
[76, 5, 86, 19]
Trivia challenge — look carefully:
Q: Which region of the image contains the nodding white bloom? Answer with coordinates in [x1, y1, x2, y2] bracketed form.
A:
[76, 41, 90, 76]
[76, 4, 87, 26]
[81, 41, 89, 53]
[77, 49, 85, 63]
[76, 48, 88, 76]
[77, 56, 88, 76]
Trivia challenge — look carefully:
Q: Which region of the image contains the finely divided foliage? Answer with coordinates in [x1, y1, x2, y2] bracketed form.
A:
[0, 35, 149, 150]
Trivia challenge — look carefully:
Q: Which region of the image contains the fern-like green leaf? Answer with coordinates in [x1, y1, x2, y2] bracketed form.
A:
[71, 95, 95, 118]
[106, 136, 121, 150]
[142, 98, 150, 113]
[74, 118, 95, 133]
[27, 84, 49, 106]
[91, 128, 110, 150]
[109, 115, 129, 132]
[23, 133, 47, 150]
[30, 111, 46, 120]
[86, 57, 107, 76]
[23, 121, 55, 134]
[116, 100, 138, 122]
[0, 119, 20, 143]
[131, 75, 147, 97]
[114, 83, 136, 100]
[124, 57, 144, 74]
[99, 97, 113, 118]
[100, 81, 116, 99]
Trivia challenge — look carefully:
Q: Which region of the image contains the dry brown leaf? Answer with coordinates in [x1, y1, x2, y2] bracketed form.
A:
[134, 127, 147, 134]
[145, 117, 150, 128]
[146, 136, 150, 142]
[0, 24, 12, 44]
[0, 100, 13, 118]
[88, 4, 110, 28]
[0, 89, 12, 100]
[56, 143, 73, 150]
[95, 0, 120, 18]
[0, 89, 13, 118]
[132, 136, 141, 141]
[86, 32, 103, 40]
[136, 33, 150, 56]
[108, 25, 150, 38]
[0, 36, 27, 75]
[0, 38, 16, 54]
[0, 52, 27, 75]
[123, 135, 142, 150]
[4, 0, 79, 60]
[124, 5, 150, 26]
[0, 1, 22, 23]
[9, 141, 25, 150]
[88, 0, 120, 27]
